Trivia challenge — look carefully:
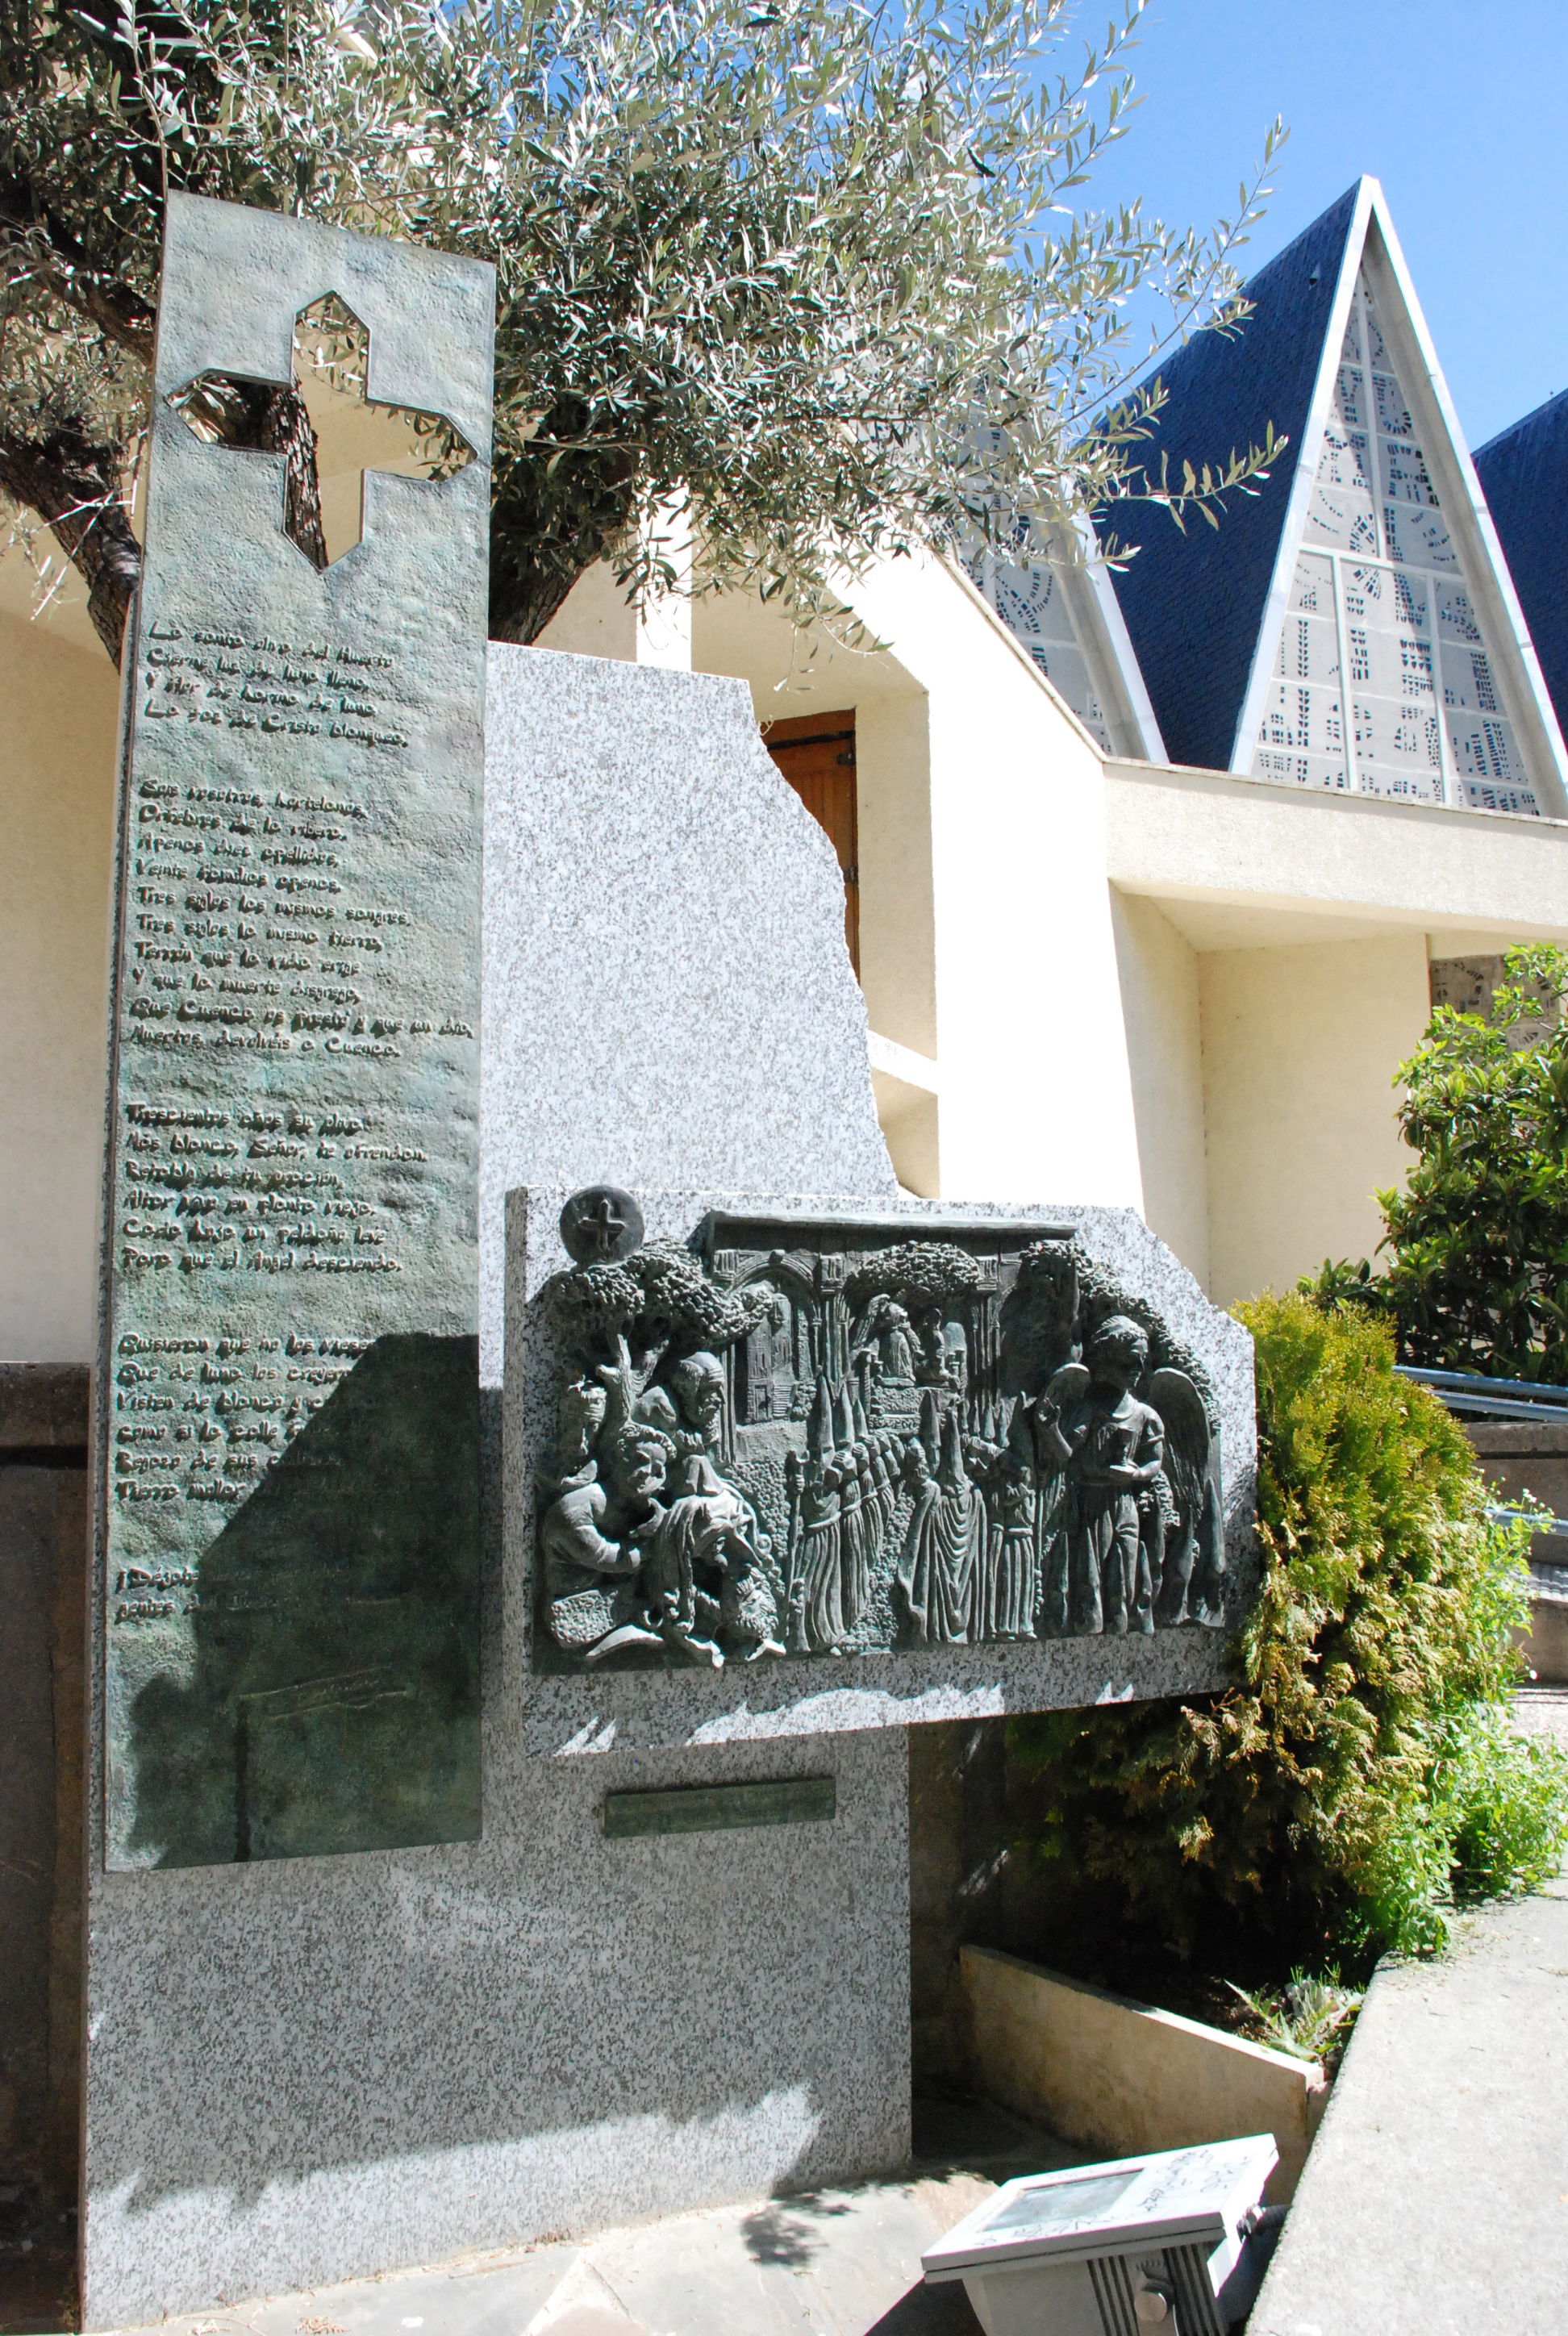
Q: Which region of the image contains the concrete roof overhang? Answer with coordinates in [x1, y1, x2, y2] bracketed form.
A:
[1104, 755, 1568, 953]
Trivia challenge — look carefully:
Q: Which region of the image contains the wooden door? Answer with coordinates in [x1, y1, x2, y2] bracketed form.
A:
[761, 708, 859, 972]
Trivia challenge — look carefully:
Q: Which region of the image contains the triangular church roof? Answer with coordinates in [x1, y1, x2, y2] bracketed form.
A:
[1100, 177, 1568, 816]
[1102, 185, 1360, 774]
[1474, 390, 1568, 750]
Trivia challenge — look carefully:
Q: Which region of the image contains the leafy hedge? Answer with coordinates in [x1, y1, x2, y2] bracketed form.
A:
[1010, 1292, 1568, 1973]
[1307, 943, 1568, 1382]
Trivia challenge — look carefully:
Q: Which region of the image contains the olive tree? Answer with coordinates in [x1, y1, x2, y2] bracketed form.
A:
[0, 0, 1282, 662]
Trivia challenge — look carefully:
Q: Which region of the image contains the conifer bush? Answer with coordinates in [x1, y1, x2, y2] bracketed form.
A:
[1011, 1292, 1568, 1975]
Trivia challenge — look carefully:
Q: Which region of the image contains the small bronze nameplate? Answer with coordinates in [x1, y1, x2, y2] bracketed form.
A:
[602, 1776, 836, 1839]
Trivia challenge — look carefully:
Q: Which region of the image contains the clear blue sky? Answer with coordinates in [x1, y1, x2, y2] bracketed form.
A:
[1078, 0, 1568, 451]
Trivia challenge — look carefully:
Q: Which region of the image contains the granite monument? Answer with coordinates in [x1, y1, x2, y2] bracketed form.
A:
[79, 193, 1256, 2334]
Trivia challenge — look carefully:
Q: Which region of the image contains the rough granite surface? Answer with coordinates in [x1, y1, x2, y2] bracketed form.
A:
[508, 1188, 1255, 1754]
[83, 1729, 910, 2328]
[84, 649, 907, 2330]
[480, 646, 897, 1384]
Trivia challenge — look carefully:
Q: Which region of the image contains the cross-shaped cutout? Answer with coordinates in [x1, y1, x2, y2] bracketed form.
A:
[168, 292, 476, 569]
[578, 1197, 628, 1256]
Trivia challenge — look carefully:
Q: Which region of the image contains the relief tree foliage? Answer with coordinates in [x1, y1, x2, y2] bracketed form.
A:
[0, 0, 1284, 664]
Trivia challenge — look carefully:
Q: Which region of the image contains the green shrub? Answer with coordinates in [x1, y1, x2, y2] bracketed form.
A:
[1011, 1292, 1568, 1975]
[1438, 1704, 1568, 1902]
[1307, 943, 1568, 1382]
[1224, 1974, 1362, 2069]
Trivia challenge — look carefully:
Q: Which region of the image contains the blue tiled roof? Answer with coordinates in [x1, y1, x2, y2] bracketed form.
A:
[1474, 390, 1568, 748]
[1096, 184, 1362, 772]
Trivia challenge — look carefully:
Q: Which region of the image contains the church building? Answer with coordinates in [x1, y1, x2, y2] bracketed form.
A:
[5, 175, 1568, 1380]
[1475, 386, 1568, 756]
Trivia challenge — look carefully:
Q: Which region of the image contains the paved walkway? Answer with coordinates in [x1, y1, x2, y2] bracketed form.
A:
[1510, 1683, 1568, 1747]
[105, 2105, 1078, 2336]
[1252, 1704, 1568, 2336]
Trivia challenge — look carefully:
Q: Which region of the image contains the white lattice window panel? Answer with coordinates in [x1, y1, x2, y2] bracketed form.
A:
[1250, 274, 1542, 816]
[965, 524, 1115, 752]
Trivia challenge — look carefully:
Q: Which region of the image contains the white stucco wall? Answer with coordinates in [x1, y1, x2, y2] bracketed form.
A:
[1105, 758, 1568, 945]
[536, 557, 644, 661]
[1110, 891, 1208, 1286]
[861, 555, 1141, 1207]
[0, 611, 120, 1360]
[1199, 932, 1432, 1308]
[1107, 754, 1568, 1303]
[698, 552, 1145, 1210]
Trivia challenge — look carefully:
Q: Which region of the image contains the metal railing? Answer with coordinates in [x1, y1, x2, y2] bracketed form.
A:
[1395, 1363, 1568, 1422]
[1394, 1366, 1568, 1554]
[1487, 1506, 1568, 1544]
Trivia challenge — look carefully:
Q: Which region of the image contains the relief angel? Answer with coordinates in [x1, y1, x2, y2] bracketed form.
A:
[1031, 1316, 1165, 1635]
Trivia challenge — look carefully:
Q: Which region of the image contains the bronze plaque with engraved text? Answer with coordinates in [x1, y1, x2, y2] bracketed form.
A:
[99, 196, 493, 1869]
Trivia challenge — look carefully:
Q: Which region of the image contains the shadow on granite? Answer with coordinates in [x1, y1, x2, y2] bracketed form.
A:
[123, 1333, 480, 1868]
[84, 2111, 1088, 2336]
[912, 2091, 1087, 2182]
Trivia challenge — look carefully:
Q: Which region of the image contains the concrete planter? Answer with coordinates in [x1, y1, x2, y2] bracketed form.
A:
[1464, 1421, 1568, 1683]
[1520, 1585, 1568, 1684]
[959, 1946, 1329, 2203]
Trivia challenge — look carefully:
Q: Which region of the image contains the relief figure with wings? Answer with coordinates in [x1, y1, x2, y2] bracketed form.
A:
[1032, 1315, 1165, 1634]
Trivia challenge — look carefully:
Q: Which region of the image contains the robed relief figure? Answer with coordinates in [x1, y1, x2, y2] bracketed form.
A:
[539, 1373, 673, 1661]
[539, 1341, 785, 1667]
[895, 1397, 982, 1645]
[639, 1350, 784, 1663]
[1032, 1316, 1166, 1635]
[795, 1377, 851, 1651]
[970, 1402, 1040, 1641]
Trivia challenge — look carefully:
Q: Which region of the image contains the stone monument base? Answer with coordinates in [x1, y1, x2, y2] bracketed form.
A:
[82, 1725, 909, 2326]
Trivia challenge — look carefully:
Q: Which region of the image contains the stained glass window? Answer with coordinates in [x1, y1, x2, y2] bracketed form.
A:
[1250, 277, 1541, 816]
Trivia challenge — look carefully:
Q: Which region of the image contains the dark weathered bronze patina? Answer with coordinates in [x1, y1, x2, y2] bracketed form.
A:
[532, 1197, 1228, 1675]
[99, 197, 494, 1869]
[601, 1777, 836, 1838]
